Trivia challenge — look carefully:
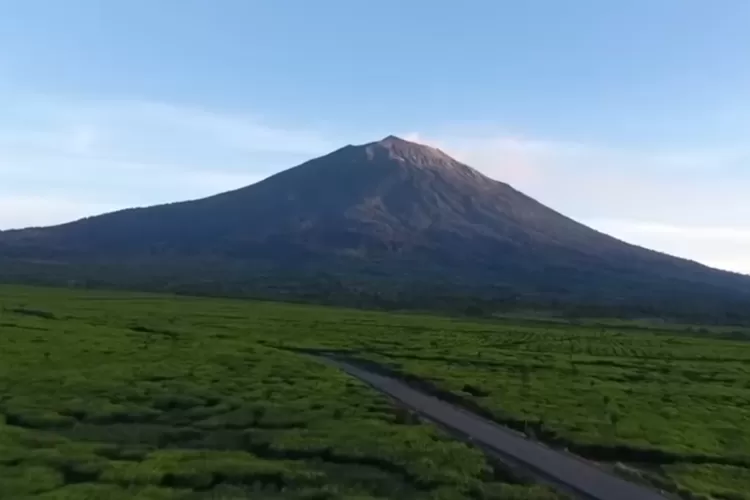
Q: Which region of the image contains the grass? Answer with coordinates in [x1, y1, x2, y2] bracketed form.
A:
[0, 286, 562, 500]
[1, 285, 750, 499]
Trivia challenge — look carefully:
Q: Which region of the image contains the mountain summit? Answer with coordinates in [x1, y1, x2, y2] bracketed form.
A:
[363, 135, 458, 169]
[1, 136, 749, 318]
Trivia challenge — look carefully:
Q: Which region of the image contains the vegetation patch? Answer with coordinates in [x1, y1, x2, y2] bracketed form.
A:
[0, 286, 566, 499]
[2, 284, 750, 498]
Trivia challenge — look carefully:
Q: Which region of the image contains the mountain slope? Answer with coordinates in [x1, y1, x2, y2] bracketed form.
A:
[1, 136, 749, 318]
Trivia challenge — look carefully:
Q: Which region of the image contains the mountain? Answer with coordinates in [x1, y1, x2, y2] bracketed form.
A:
[1, 135, 749, 319]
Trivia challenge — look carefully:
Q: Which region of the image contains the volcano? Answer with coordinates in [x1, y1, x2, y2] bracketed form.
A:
[1, 135, 748, 318]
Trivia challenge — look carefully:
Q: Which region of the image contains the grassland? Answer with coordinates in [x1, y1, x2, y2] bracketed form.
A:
[1, 285, 749, 499]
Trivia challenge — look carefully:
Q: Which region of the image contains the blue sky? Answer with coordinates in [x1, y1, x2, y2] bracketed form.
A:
[1, 1, 749, 272]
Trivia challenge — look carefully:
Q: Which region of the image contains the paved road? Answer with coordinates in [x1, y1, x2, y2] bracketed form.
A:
[322, 356, 668, 500]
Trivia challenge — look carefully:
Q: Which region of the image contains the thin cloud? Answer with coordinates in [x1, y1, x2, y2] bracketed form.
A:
[0, 195, 123, 229]
[1, 97, 337, 171]
[412, 131, 750, 220]
[0, 97, 331, 229]
[410, 130, 750, 274]
[585, 219, 750, 275]
[590, 220, 750, 242]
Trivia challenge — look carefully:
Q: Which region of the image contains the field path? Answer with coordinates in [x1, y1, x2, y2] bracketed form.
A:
[320, 356, 669, 500]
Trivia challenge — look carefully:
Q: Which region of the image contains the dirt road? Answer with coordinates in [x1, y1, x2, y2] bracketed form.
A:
[322, 356, 669, 500]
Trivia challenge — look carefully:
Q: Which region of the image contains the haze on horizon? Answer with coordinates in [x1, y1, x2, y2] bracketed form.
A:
[1, 1, 749, 274]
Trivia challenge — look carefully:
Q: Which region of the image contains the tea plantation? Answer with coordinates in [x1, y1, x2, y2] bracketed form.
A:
[1, 285, 749, 499]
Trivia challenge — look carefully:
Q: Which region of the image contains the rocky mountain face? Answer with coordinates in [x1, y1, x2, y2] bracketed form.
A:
[1, 136, 748, 319]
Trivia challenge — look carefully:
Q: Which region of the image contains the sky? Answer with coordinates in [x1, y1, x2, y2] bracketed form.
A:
[1, 0, 749, 273]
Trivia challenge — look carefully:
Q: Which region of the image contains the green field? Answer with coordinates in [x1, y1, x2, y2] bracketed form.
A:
[1, 286, 749, 499]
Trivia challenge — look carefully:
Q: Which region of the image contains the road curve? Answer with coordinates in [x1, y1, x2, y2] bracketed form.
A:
[321, 356, 668, 500]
